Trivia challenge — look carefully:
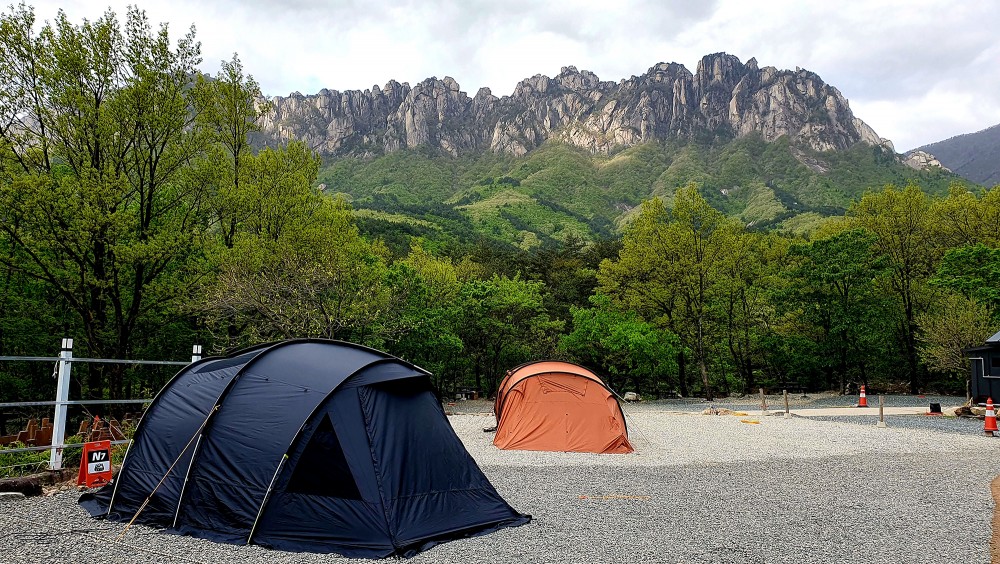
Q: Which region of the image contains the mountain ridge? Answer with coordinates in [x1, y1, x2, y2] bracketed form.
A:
[912, 123, 1000, 186]
[260, 52, 895, 159]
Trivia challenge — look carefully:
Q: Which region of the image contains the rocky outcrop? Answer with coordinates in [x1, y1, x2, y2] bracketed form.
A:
[903, 150, 950, 171]
[261, 53, 892, 157]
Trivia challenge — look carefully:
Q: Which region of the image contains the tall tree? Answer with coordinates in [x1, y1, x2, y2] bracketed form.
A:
[598, 197, 688, 394]
[599, 184, 736, 399]
[849, 184, 939, 393]
[191, 54, 270, 248]
[780, 229, 894, 392]
[916, 292, 994, 397]
[0, 5, 204, 397]
[389, 245, 466, 395]
[714, 229, 785, 394]
[560, 294, 679, 396]
[198, 195, 391, 347]
[457, 274, 563, 395]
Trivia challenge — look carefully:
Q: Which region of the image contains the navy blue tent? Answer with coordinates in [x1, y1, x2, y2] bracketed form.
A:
[80, 339, 529, 558]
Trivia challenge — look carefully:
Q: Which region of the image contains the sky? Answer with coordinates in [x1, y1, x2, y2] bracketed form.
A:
[24, 0, 1000, 152]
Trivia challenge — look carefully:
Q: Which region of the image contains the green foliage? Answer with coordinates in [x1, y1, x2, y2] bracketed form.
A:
[316, 130, 977, 255]
[456, 273, 564, 394]
[561, 294, 679, 395]
[916, 292, 994, 385]
[0, 443, 49, 478]
[0, 4, 208, 397]
[776, 229, 897, 391]
[931, 244, 1000, 316]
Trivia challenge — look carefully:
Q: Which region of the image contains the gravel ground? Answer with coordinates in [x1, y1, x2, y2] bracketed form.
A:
[0, 403, 994, 564]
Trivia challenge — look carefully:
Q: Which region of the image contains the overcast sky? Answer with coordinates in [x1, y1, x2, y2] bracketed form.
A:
[26, 0, 1000, 151]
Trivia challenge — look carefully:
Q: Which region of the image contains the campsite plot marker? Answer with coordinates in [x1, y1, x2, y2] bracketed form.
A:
[77, 440, 112, 488]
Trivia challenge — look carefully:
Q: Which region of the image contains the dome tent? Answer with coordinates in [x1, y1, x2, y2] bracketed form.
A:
[493, 360, 633, 454]
[80, 339, 529, 558]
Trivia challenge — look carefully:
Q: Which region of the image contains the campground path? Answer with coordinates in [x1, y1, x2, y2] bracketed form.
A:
[1, 403, 996, 563]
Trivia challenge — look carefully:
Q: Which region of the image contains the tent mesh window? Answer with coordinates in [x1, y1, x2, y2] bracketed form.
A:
[286, 414, 362, 499]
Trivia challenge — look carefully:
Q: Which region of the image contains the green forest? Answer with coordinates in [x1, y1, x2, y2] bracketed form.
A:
[1, 4, 999, 409]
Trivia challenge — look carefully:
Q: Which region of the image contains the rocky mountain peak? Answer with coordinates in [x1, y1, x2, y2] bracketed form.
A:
[260, 53, 892, 158]
[903, 150, 949, 171]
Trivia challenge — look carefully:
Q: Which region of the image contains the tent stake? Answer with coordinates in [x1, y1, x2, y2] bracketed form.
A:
[247, 453, 289, 545]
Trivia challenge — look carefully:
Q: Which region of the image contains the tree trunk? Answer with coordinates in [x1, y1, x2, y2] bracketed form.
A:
[905, 312, 920, 394]
[699, 357, 712, 401]
[696, 317, 712, 400]
[678, 349, 688, 398]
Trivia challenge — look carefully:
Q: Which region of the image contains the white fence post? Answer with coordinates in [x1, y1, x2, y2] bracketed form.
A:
[49, 337, 73, 471]
[191, 345, 202, 363]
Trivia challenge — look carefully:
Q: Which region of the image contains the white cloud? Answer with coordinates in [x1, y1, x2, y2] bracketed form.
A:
[17, 0, 1000, 150]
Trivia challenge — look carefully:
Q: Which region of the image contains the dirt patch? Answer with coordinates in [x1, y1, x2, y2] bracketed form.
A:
[992, 475, 1000, 563]
[700, 407, 749, 416]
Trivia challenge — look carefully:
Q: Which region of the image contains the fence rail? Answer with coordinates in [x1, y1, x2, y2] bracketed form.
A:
[0, 400, 152, 408]
[0, 338, 200, 471]
[1, 439, 131, 456]
[0, 356, 189, 366]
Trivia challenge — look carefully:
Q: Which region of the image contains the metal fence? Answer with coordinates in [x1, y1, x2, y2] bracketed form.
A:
[0, 338, 200, 471]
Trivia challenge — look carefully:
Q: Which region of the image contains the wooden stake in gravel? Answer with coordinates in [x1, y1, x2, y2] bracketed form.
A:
[783, 389, 790, 419]
[991, 475, 1000, 563]
[760, 388, 768, 415]
[877, 395, 886, 428]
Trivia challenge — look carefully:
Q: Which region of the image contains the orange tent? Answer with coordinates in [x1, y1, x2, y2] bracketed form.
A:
[493, 361, 633, 454]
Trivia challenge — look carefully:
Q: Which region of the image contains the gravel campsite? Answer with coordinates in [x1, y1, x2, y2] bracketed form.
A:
[0, 394, 996, 564]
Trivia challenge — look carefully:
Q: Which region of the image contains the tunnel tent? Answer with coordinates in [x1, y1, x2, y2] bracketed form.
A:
[493, 360, 633, 454]
[80, 339, 529, 558]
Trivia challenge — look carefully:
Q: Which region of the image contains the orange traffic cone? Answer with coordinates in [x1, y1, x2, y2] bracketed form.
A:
[984, 397, 998, 435]
[857, 385, 868, 408]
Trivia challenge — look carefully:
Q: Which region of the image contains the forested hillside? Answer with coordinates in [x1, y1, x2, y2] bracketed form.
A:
[915, 123, 1000, 186]
[1, 4, 998, 412]
[321, 137, 969, 254]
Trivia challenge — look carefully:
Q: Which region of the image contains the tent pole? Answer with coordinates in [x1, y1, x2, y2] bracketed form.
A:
[246, 453, 288, 545]
[116, 405, 218, 542]
[106, 438, 134, 516]
[171, 434, 203, 528]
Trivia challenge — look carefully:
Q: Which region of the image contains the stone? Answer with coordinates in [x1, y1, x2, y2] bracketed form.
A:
[623, 392, 640, 402]
[903, 150, 950, 171]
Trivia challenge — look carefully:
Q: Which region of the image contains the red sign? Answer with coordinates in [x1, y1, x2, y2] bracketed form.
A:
[77, 440, 113, 487]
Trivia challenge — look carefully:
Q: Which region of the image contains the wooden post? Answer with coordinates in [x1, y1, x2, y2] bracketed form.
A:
[877, 395, 886, 428]
[760, 388, 768, 415]
[783, 389, 791, 419]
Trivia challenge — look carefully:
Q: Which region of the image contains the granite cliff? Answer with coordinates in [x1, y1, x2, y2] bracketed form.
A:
[260, 53, 893, 158]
